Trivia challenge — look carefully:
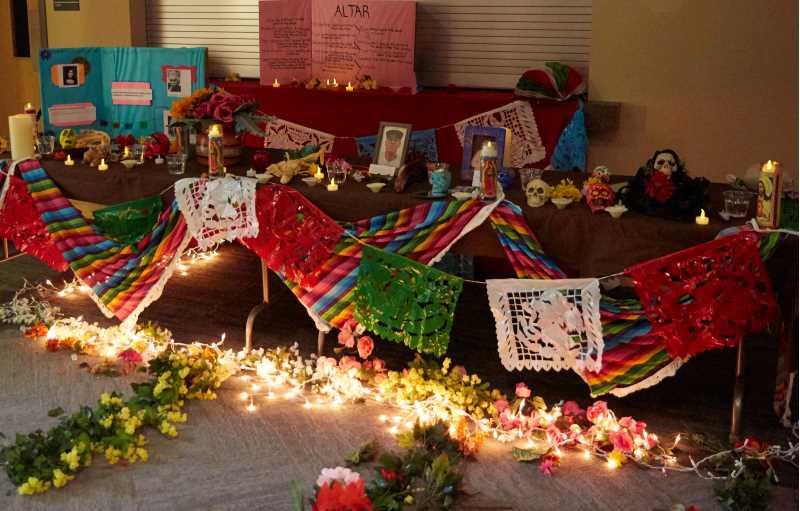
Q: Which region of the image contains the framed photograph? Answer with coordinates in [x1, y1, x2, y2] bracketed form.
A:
[165, 67, 192, 98]
[461, 126, 509, 175]
[163, 110, 176, 138]
[373, 122, 412, 168]
[50, 63, 85, 88]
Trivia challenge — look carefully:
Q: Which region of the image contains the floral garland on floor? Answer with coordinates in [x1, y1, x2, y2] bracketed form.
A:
[0, 341, 237, 494]
[1, 289, 797, 508]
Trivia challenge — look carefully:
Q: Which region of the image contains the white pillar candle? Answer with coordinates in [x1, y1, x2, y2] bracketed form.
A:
[8, 114, 35, 160]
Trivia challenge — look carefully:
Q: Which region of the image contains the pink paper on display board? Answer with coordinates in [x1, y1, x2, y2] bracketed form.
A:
[259, 0, 416, 90]
[259, 0, 312, 85]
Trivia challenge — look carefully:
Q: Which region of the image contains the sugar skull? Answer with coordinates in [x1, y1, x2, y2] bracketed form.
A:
[586, 182, 615, 213]
[525, 178, 551, 208]
[591, 166, 611, 183]
[653, 151, 677, 176]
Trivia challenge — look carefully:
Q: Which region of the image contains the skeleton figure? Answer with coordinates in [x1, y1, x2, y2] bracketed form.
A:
[591, 166, 611, 183]
[653, 151, 678, 176]
[586, 182, 615, 213]
[525, 178, 551, 207]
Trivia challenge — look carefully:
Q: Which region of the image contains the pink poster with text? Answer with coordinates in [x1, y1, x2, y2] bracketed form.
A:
[260, 0, 416, 90]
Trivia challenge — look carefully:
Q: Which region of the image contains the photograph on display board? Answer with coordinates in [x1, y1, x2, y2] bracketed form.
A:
[374, 122, 412, 168]
[51, 63, 85, 88]
[166, 68, 192, 97]
[462, 126, 508, 173]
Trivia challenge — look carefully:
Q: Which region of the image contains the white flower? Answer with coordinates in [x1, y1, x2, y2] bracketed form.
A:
[316, 466, 361, 488]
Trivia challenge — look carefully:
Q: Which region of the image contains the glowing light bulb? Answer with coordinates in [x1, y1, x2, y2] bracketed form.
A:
[606, 458, 618, 470]
[378, 415, 388, 423]
[404, 421, 413, 429]
[246, 403, 256, 413]
[251, 384, 260, 392]
[392, 416, 401, 423]
[583, 450, 591, 460]
[303, 402, 312, 410]
[239, 391, 249, 400]
[388, 426, 398, 435]
[267, 391, 276, 400]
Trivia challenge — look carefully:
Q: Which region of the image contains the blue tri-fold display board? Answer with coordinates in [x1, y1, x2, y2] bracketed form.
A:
[38, 47, 206, 139]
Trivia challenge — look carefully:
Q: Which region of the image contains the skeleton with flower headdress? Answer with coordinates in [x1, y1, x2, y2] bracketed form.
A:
[619, 149, 709, 221]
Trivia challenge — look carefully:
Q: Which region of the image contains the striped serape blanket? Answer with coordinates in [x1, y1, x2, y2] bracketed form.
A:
[19, 160, 191, 327]
[283, 198, 500, 332]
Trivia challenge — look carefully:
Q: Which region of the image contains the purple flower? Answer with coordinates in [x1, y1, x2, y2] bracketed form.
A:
[213, 104, 234, 124]
[209, 92, 227, 106]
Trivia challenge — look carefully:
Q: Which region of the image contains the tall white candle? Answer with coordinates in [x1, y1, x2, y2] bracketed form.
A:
[9, 114, 35, 160]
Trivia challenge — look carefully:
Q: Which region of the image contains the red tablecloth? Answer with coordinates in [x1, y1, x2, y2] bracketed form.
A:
[213, 81, 578, 168]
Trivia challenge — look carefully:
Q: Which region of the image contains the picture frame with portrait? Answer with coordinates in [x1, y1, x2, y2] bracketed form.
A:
[50, 63, 85, 88]
[165, 67, 192, 98]
[373, 122, 412, 168]
[461, 126, 510, 179]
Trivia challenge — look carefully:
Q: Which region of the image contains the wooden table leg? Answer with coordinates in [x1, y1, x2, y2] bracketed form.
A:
[729, 339, 746, 443]
[244, 260, 270, 352]
[2, 239, 8, 260]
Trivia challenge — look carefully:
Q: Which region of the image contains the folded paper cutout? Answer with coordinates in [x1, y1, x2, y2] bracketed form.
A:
[354, 244, 463, 356]
[487, 278, 603, 373]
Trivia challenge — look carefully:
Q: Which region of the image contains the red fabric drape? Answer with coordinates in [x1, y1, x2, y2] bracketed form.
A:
[213, 81, 578, 168]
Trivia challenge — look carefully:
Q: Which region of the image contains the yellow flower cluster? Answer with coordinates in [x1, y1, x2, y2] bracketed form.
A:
[379, 356, 502, 420]
[551, 178, 583, 201]
[52, 469, 73, 488]
[18, 476, 50, 495]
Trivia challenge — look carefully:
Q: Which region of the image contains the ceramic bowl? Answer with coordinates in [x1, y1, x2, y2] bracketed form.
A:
[121, 159, 138, 169]
[301, 176, 319, 187]
[366, 182, 386, 193]
[551, 197, 572, 210]
[605, 204, 628, 219]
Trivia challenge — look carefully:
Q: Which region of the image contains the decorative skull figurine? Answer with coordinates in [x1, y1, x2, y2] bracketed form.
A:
[591, 166, 611, 183]
[525, 178, 551, 208]
[653, 151, 677, 176]
[586, 182, 615, 213]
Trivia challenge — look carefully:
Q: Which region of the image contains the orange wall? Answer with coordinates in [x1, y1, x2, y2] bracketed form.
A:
[0, 0, 40, 140]
[589, 1, 798, 182]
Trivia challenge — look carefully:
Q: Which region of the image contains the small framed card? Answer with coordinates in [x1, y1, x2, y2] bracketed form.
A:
[50, 63, 85, 88]
[373, 122, 412, 168]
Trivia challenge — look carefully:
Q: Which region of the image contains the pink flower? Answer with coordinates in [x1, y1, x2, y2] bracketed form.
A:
[339, 356, 362, 371]
[538, 456, 558, 476]
[357, 336, 374, 359]
[586, 401, 608, 423]
[515, 383, 531, 398]
[373, 373, 387, 384]
[213, 104, 234, 124]
[193, 102, 211, 119]
[209, 92, 226, 105]
[499, 410, 520, 430]
[338, 324, 355, 348]
[494, 399, 509, 414]
[118, 348, 143, 365]
[610, 429, 634, 453]
[371, 358, 386, 373]
[561, 400, 583, 417]
[646, 434, 658, 449]
[619, 416, 647, 435]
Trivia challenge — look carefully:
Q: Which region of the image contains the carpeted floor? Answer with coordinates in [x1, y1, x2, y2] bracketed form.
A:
[0, 246, 797, 510]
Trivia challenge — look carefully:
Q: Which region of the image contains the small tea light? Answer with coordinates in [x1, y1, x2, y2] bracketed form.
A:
[155, 155, 165, 165]
[346, 82, 353, 92]
[23, 102, 35, 114]
[272, 78, 280, 88]
[123, 146, 130, 159]
[325, 79, 330, 87]
[64, 154, 75, 166]
[327, 182, 339, 192]
[332, 77, 338, 87]
[695, 209, 709, 225]
[97, 158, 108, 171]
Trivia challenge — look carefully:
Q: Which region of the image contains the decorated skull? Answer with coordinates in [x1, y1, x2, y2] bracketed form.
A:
[586, 182, 615, 213]
[591, 166, 611, 183]
[653, 151, 677, 176]
[525, 178, 551, 208]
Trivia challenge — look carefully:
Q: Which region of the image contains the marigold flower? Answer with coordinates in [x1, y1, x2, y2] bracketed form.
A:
[52, 469, 73, 488]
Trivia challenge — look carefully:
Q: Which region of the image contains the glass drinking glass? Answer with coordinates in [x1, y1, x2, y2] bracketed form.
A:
[132, 144, 145, 163]
[723, 190, 752, 218]
[328, 161, 348, 187]
[167, 154, 186, 175]
[36, 135, 55, 155]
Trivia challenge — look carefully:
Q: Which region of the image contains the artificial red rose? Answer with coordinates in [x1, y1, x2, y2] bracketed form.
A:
[610, 429, 634, 453]
[586, 401, 608, 423]
[213, 104, 234, 125]
[357, 336, 374, 359]
[209, 92, 227, 106]
[618, 416, 647, 435]
[313, 480, 372, 511]
[338, 356, 362, 371]
[515, 383, 531, 398]
[735, 436, 765, 454]
[193, 102, 212, 119]
[645, 171, 676, 203]
[114, 134, 135, 148]
[380, 468, 399, 482]
[538, 454, 558, 476]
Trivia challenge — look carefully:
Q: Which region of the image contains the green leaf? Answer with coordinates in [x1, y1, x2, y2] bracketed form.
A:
[289, 480, 306, 511]
[47, 407, 65, 418]
[512, 441, 550, 462]
[345, 440, 378, 466]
